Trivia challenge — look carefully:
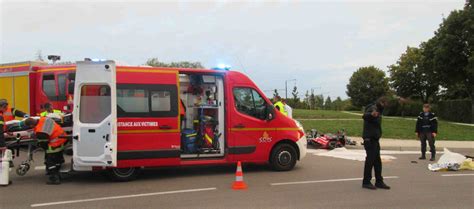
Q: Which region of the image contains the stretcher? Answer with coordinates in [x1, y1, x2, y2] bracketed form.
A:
[3, 116, 72, 176]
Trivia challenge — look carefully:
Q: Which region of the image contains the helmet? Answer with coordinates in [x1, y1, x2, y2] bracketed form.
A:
[0, 99, 8, 108]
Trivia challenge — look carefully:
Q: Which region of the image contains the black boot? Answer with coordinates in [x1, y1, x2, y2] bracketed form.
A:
[47, 174, 61, 185]
[375, 182, 391, 190]
[430, 153, 436, 161]
[419, 156, 426, 160]
[362, 183, 377, 190]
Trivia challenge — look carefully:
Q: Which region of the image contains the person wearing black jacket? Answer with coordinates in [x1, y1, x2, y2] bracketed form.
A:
[416, 104, 438, 161]
[362, 97, 390, 190]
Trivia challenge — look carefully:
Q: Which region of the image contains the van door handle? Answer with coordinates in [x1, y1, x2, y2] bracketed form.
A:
[159, 125, 172, 129]
[73, 135, 79, 140]
[233, 124, 245, 129]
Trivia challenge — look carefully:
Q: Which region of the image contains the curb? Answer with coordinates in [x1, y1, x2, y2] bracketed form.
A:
[347, 145, 474, 154]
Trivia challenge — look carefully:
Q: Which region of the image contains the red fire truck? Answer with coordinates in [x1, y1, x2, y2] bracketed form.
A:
[72, 60, 307, 181]
[0, 61, 76, 116]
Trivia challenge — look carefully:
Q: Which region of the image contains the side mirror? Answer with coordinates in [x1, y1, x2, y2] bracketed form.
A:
[265, 104, 275, 121]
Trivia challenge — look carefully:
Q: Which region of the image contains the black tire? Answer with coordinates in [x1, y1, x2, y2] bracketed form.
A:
[107, 167, 139, 182]
[328, 140, 338, 150]
[270, 143, 297, 171]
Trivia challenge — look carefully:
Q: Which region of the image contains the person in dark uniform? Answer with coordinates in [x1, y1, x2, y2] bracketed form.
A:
[416, 104, 438, 161]
[362, 97, 390, 190]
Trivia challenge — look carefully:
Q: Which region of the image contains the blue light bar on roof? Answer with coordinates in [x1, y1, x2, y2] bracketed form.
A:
[212, 64, 231, 70]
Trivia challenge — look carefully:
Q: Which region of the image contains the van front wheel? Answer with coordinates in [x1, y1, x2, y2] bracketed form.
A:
[270, 143, 297, 171]
[108, 167, 139, 182]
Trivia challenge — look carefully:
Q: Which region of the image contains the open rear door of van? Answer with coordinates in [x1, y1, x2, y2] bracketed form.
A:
[72, 61, 117, 170]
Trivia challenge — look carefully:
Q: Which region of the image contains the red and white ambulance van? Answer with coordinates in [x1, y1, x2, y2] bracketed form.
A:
[71, 60, 306, 181]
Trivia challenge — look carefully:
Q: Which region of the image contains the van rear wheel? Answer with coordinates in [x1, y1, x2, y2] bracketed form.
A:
[108, 167, 139, 182]
[270, 143, 297, 171]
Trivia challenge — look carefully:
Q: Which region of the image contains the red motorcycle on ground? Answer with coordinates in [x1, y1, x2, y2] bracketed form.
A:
[307, 129, 354, 150]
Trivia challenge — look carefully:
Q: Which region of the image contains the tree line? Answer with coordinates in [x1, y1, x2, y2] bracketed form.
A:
[272, 86, 353, 111]
[346, 1, 473, 122]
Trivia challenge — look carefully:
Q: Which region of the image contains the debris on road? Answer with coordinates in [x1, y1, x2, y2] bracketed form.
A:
[314, 147, 396, 162]
[428, 148, 474, 171]
[306, 129, 356, 150]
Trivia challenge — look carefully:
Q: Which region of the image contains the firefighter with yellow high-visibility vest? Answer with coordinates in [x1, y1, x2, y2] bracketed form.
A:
[40, 102, 63, 117]
[25, 117, 67, 185]
[273, 96, 287, 116]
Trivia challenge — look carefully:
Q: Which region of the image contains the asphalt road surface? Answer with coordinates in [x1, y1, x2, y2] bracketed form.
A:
[1, 148, 473, 209]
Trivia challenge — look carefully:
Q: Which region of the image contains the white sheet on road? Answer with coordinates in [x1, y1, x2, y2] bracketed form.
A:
[313, 147, 397, 162]
[428, 148, 474, 171]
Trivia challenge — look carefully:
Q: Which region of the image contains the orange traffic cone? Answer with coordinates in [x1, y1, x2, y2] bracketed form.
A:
[232, 161, 248, 190]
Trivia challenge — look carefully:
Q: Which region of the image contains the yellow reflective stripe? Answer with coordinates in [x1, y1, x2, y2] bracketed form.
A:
[12, 109, 17, 115]
[0, 63, 30, 69]
[0, 121, 4, 125]
[40, 112, 47, 117]
[204, 134, 213, 143]
[47, 144, 64, 153]
[276, 128, 300, 131]
[36, 67, 75, 73]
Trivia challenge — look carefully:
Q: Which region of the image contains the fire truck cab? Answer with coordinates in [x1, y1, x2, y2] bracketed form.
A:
[72, 60, 307, 181]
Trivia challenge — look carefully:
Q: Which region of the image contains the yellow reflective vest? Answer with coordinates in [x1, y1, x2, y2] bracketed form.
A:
[40, 110, 62, 117]
[274, 101, 287, 116]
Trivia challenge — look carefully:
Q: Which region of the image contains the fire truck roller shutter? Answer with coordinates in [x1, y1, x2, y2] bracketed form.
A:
[13, 76, 29, 116]
[0, 76, 13, 105]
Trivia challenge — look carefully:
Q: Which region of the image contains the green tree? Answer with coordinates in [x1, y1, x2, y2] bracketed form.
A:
[425, 1, 474, 122]
[304, 90, 310, 109]
[273, 89, 280, 99]
[388, 46, 439, 102]
[325, 96, 332, 110]
[291, 86, 299, 101]
[288, 86, 300, 108]
[346, 66, 389, 108]
[333, 97, 343, 111]
[146, 58, 204, 68]
[315, 94, 324, 110]
[309, 90, 316, 109]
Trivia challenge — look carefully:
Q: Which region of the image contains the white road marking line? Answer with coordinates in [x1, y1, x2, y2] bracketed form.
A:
[34, 166, 45, 170]
[30, 187, 217, 208]
[270, 176, 399, 186]
[441, 174, 474, 177]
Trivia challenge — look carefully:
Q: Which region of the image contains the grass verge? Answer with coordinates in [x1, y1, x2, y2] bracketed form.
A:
[295, 109, 474, 141]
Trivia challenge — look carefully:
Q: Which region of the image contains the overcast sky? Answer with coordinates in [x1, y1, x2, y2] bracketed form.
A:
[0, 0, 466, 99]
